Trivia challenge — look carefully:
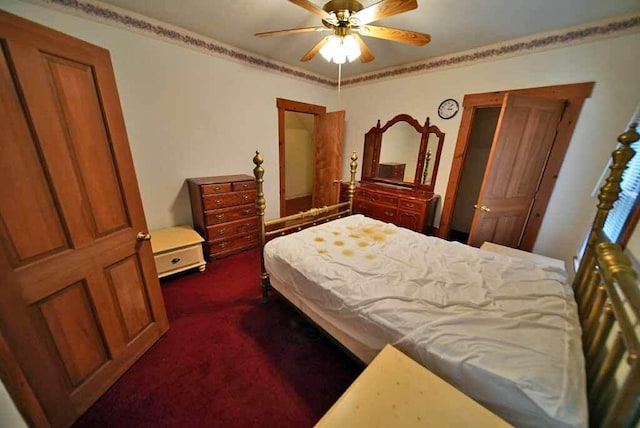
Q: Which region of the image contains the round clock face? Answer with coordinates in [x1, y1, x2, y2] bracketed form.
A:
[438, 99, 459, 119]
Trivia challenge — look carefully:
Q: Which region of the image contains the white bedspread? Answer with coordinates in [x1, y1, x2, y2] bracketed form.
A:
[264, 215, 587, 428]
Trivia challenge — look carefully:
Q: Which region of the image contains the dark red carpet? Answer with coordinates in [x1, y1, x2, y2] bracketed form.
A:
[73, 249, 362, 427]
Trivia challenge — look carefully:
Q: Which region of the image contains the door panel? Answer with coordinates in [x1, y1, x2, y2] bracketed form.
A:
[39, 282, 109, 387]
[0, 12, 168, 427]
[45, 54, 130, 236]
[468, 94, 564, 248]
[0, 50, 70, 266]
[313, 110, 345, 207]
[106, 256, 153, 340]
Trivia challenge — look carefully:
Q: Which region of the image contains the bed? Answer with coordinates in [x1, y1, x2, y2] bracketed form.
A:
[251, 123, 640, 427]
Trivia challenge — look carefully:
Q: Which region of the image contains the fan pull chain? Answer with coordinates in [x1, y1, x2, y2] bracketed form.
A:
[338, 63, 342, 93]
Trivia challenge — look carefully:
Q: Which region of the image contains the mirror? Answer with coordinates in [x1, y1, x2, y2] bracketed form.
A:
[362, 114, 445, 192]
[377, 121, 422, 183]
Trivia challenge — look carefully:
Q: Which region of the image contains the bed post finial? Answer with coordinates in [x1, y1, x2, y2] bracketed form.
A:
[348, 151, 358, 214]
[595, 123, 639, 222]
[573, 123, 639, 293]
[253, 151, 270, 303]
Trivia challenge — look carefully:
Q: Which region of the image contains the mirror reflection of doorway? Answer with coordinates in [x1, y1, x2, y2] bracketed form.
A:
[284, 111, 314, 215]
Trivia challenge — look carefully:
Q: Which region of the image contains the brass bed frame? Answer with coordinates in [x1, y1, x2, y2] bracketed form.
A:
[252, 124, 640, 427]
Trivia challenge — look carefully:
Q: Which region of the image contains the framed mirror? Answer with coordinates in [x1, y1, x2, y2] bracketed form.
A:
[362, 114, 445, 192]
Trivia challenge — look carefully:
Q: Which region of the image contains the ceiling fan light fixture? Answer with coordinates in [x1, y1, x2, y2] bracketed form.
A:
[319, 34, 361, 64]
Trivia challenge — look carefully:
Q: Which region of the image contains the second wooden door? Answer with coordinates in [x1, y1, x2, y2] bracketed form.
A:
[468, 94, 565, 248]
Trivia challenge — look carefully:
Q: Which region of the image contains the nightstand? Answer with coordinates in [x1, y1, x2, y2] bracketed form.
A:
[316, 345, 510, 428]
[150, 225, 206, 278]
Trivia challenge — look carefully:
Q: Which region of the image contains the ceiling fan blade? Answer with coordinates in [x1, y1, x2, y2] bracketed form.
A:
[353, 34, 375, 63]
[289, 0, 334, 21]
[354, 0, 417, 25]
[359, 25, 431, 46]
[300, 36, 332, 62]
[255, 27, 328, 37]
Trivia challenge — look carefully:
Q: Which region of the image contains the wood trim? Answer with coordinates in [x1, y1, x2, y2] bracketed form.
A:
[438, 82, 595, 248]
[0, 330, 49, 428]
[276, 98, 326, 114]
[276, 98, 326, 217]
[462, 82, 595, 108]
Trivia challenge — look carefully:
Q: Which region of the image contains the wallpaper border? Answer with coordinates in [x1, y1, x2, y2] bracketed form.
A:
[29, 0, 640, 88]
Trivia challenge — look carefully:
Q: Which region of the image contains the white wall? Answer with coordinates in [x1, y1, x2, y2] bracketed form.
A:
[337, 32, 640, 264]
[0, 381, 26, 428]
[1, 0, 336, 227]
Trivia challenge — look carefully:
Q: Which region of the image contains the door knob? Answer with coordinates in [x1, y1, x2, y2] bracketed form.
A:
[136, 232, 151, 241]
[473, 204, 491, 213]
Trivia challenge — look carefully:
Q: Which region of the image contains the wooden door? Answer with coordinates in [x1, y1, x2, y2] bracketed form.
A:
[313, 110, 345, 207]
[467, 94, 565, 248]
[0, 12, 168, 427]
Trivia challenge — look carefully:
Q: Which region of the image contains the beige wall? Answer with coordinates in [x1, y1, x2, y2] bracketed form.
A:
[338, 32, 640, 265]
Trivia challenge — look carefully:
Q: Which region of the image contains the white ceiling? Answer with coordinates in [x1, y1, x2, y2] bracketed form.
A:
[97, 0, 640, 79]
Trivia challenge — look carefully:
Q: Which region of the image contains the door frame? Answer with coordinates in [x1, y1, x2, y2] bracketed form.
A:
[276, 98, 326, 217]
[437, 82, 594, 250]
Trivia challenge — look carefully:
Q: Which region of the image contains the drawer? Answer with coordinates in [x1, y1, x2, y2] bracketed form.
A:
[397, 211, 423, 231]
[154, 244, 205, 277]
[364, 191, 398, 206]
[201, 183, 232, 195]
[206, 217, 258, 240]
[205, 204, 256, 225]
[399, 198, 426, 212]
[232, 180, 256, 191]
[208, 231, 259, 257]
[203, 190, 256, 210]
[369, 203, 397, 223]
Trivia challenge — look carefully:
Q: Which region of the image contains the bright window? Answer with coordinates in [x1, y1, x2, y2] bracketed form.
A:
[603, 140, 640, 245]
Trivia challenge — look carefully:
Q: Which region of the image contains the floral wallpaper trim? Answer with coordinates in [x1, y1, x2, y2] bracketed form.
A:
[41, 0, 336, 87]
[37, 0, 640, 88]
[341, 14, 640, 87]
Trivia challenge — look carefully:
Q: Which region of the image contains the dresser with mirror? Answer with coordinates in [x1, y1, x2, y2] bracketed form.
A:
[341, 114, 444, 233]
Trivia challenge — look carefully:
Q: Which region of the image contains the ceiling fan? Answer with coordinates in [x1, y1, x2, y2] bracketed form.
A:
[255, 0, 431, 64]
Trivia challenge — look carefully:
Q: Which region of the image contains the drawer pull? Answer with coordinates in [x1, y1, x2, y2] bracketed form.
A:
[242, 195, 249, 201]
[218, 242, 228, 249]
[242, 183, 249, 189]
[216, 214, 225, 220]
[244, 235, 253, 240]
[218, 229, 226, 235]
[385, 211, 395, 217]
[402, 213, 417, 218]
[214, 186, 221, 191]
[405, 203, 415, 208]
[171, 257, 181, 264]
[215, 199, 223, 205]
[242, 209, 251, 215]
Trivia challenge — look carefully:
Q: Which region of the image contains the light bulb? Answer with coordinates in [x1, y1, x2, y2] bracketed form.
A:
[343, 35, 361, 62]
[320, 36, 340, 61]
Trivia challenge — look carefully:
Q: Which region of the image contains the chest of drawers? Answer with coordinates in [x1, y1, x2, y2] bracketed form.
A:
[341, 182, 439, 234]
[377, 162, 406, 181]
[187, 174, 258, 260]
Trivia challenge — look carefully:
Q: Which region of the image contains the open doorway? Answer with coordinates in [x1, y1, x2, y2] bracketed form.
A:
[284, 111, 314, 215]
[448, 108, 500, 243]
[276, 98, 345, 217]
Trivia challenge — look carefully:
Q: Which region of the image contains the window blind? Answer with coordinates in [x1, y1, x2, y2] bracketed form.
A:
[603, 141, 640, 243]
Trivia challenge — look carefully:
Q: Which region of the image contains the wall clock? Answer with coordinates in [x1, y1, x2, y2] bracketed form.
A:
[437, 99, 459, 119]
